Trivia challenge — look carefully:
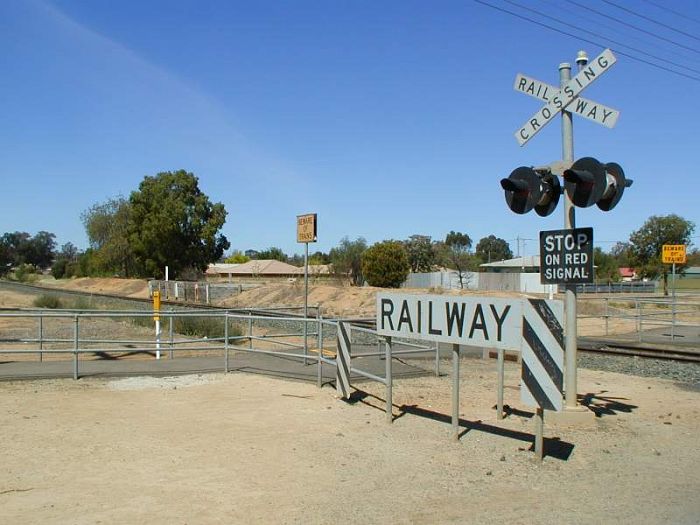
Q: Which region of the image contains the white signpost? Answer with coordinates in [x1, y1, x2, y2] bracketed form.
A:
[514, 48, 618, 146]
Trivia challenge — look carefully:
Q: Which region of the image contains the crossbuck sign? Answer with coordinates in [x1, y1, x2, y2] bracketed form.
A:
[514, 49, 618, 146]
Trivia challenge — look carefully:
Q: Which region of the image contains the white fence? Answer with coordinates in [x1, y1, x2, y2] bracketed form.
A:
[402, 271, 479, 290]
[403, 271, 550, 293]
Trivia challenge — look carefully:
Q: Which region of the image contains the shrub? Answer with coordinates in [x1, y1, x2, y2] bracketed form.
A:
[33, 294, 62, 309]
[361, 240, 410, 288]
[131, 313, 243, 341]
[51, 259, 68, 279]
[13, 264, 39, 283]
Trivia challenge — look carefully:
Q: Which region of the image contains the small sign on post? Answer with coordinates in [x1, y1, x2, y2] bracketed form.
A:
[297, 213, 317, 366]
[539, 227, 594, 285]
[662, 244, 686, 264]
[296, 213, 317, 243]
[152, 290, 161, 321]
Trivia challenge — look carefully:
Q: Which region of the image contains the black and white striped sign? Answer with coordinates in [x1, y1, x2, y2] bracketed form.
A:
[521, 299, 564, 412]
[336, 321, 352, 399]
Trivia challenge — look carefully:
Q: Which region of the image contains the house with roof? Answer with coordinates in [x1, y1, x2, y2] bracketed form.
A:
[207, 260, 302, 281]
[206, 260, 333, 283]
[618, 267, 637, 281]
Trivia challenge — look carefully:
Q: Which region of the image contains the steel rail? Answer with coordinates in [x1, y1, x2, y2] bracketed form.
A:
[579, 344, 700, 363]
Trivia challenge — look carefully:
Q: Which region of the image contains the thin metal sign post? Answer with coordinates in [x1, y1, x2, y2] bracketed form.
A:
[296, 213, 317, 365]
[304, 241, 309, 364]
[452, 343, 460, 441]
[561, 57, 578, 410]
[662, 244, 686, 340]
[672, 262, 676, 340]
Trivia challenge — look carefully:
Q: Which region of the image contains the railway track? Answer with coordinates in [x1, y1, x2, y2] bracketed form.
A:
[578, 342, 700, 363]
[0, 280, 318, 319]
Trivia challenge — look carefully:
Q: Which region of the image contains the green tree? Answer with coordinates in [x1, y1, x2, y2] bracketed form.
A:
[1, 231, 56, 270]
[256, 247, 288, 262]
[439, 231, 476, 289]
[687, 249, 700, 267]
[361, 241, 410, 288]
[610, 241, 634, 268]
[445, 231, 472, 251]
[82, 196, 135, 276]
[475, 235, 513, 263]
[224, 251, 250, 264]
[310, 251, 330, 265]
[24, 231, 56, 269]
[128, 170, 230, 278]
[404, 234, 435, 273]
[329, 237, 367, 286]
[52, 243, 83, 279]
[593, 247, 620, 283]
[629, 214, 695, 295]
[0, 240, 12, 276]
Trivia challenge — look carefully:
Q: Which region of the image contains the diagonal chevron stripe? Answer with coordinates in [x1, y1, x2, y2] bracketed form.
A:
[523, 318, 563, 393]
[522, 361, 556, 411]
[336, 322, 352, 399]
[528, 299, 564, 350]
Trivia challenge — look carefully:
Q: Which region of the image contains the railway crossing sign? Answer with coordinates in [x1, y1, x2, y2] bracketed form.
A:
[514, 73, 619, 129]
[515, 48, 618, 146]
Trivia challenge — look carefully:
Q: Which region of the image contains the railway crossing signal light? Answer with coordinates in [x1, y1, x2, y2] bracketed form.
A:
[500, 166, 561, 216]
[563, 157, 633, 211]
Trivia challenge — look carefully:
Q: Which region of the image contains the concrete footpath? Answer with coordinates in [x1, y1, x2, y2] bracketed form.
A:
[0, 347, 438, 383]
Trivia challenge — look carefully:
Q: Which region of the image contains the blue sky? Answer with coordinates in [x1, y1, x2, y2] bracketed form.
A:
[1, 0, 698, 258]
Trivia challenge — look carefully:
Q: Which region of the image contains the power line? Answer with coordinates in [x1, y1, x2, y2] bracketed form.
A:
[567, 0, 700, 55]
[602, 0, 700, 43]
[641, 0, 700, 27]
[502, 0, 700, 76]
[472, 0, 700, 82]
[539, 0, 700, 65]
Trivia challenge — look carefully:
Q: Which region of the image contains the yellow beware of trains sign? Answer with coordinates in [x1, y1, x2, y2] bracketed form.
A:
[662, 244, 686, 264]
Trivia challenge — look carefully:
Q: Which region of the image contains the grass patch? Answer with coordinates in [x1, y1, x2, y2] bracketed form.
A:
[33, 294, 63, 309]
[131, 314, 243, 340]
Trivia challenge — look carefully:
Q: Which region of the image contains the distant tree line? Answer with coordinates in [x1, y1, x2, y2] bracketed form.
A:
[1, 176, 695, 295]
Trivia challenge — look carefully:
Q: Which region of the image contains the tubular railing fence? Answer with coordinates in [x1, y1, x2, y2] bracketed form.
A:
[0, 307, 438, 404]
[578, 297, 700, 342]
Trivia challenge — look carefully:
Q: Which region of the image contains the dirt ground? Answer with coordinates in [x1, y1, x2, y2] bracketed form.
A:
[2, 279, 700, 523]
[26, 276, 674, 337]
[1, 360, 699, 524]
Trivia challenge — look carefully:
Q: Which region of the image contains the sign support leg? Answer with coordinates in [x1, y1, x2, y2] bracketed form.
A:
[303, 241, 309, 365]
[534, 407, 544, 461]
[385, 337, 393, 424]
[452, 344, 460, 442]
[671, 262, 676, 340]
[497, 348, 505, 420]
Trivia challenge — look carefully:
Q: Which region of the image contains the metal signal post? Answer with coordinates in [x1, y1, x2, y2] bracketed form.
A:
[561, 56, 578, 409]
[502, 49, 632, 417]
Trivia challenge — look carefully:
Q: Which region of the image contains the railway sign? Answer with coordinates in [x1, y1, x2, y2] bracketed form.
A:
[514, 73, 619, 129]
[515, 48, 617, 146]
[662, 244, 686, 264]
[539, 227, 594, 284]
[376, 293, 522, 351]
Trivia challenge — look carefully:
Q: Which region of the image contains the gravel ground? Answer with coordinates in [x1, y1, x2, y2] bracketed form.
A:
[579, 352, 700, 388]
